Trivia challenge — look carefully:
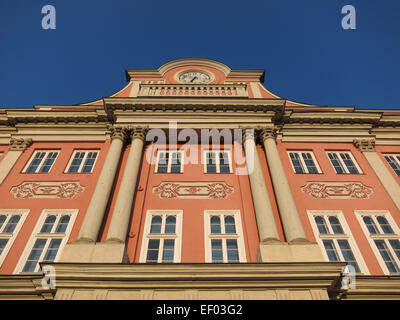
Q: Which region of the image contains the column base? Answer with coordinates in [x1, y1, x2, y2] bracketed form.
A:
[60, 240, 128, 263]
[257, 240, 324, 262]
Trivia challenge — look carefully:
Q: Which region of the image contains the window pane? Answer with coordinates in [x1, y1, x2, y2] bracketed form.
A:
[340, 153, 359, 174]
[328, 153, 345, 174]
[162, 239, 175, 262]
[0, 239, 8, 255]
[363, 216, 379, 234]
[210, 216, 221, 234]
[377, 216, 394, 234]
[157, 152, 169, 173]
[0, 215, 7, 231]
[40, 215, 56, 233]
[211, 239, 223, 263]
[55, 215, 70, 233]
[219, 152, 230, 173]
[206, 152, 217, 173]
[165, 216, 176, 234]
[38, 152, 58, 173]
[389, 239, 400, 260]
[322, 240, 339, 261]
[150, 216, 162, 234]
[68, 152, 85, 173]
[289, 153, 304, 174]
[3, 215, 21, 233]
[146, 239, 160, 262]
[26, 152, 46, 173]
[224, 216, 236, 234]
[22, 239, 47, 272]
[226, 239, 239, 262]
[302, 152, 319, 174]
[43, 239, 62, 261]
[329, 216, 344, 234]
[170, 152, 182, 173]
[82, 152, 98, 173]
[374, 240, 400, 273]
[338, 240, 360, 272]
[315, 216, 328, 234]
[385, 155, 400, 177]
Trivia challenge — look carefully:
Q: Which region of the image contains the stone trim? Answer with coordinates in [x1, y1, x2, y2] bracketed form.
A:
[9, 138, 32, 151]
[110, 126, 128, 143]
[353, 138, 376, 152]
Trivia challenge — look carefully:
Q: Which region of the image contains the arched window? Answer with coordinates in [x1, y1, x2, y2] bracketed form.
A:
[315, 216, 328, 234]
[210, 216, 221, 234]
[363, 216, 378, 234]
[4, 215, 21, 233]
[165, 216, 176, 234]
[224, 216, 236, 234]
[329, 216, 344, 234]
[150, 216, 162, 234]
[377, 216, 394, 234]
[55, 215, 70, 233]
[40, 215, 56, 233]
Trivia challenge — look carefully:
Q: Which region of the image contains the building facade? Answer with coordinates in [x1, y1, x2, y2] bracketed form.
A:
[0, 58, 400, 299]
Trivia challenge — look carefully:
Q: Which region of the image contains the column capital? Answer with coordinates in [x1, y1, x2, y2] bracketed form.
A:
[110, 126, 128, 143]
[353, 138, 375, 152]
[258, 128, 277, 142]
[9, 138, 33, 151]
[130, 126, 148, 142]
[241, 128, 255, 144]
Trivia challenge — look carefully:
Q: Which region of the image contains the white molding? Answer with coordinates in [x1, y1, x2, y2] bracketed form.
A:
[139, 210, 183, 263]
[154, 150, 184, 173]
[64, 150, 99, 173]
[203, 149, 233, 174]
[0, 209, 29, 267]
[204, 210, 246, 263]
[22, 150, 60, 173]
[14, 209, 78, 274]
[287, 150, 322, 174]
[307, 210, 369, 275]
[326, 151, 363, 174]
[355, 210, 400, 275]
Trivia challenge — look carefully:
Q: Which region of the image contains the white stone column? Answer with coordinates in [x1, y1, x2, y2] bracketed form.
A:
[0, 138, 32, 185]
[260, 129, 307, 243]
[354, 139, 400, 212]
[106, 127, 147, 242]
[77, 127, 127, 242]
[243, 129, 280, 242]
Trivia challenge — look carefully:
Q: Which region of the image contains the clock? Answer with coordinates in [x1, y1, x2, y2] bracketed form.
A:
[177, 70, 212, 84]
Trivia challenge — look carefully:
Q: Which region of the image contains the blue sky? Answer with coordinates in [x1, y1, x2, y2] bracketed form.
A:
[0, 0, 399, 109]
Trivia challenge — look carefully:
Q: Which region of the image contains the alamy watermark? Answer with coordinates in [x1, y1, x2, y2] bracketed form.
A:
[341, 5, 356, 30]
[41, 265, 56, 290]
[41, 5, 56, 30]
[341, 264, 356, 290]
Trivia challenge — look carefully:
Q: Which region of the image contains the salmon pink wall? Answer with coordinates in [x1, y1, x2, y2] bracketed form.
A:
[277, 140, 400, 275]
[0, 141, 110, 274]
[127, 142, 260, 263]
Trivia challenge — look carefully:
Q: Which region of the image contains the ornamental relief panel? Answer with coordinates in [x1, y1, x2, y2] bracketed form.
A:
[10, 181, 85, 199]
[301, 182, 373, 199]
[152, 182, 234, 199]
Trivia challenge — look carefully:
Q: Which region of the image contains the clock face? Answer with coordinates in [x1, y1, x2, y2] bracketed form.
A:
[178, 71, 211, 84]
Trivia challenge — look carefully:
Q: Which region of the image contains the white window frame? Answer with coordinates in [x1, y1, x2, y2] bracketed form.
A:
[139, 210, 183, 263]
[0, 209, 29, 267]
[15, 209, 78, 274]
[203, 150, 233, 174]
[204, 210, 246, 263]
[307, 210, 369, 274]
[287, 151, 322, 174]
[326, 151, 363, 174]
[355, 210, 400, 275]
[154, 150, 184, 173]
[64, 150, 99, 173]
[383, 154, 400, 177]
[22, 150, 59, 173]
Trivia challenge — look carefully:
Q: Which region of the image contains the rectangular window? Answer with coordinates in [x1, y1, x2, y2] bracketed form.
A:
[16, 209, 77, 273]
[204, 210, 246, 263]
[356, 211, 400, 274]
[288, 151, 321, 174]
[65, 150, 99, 173]
[155, 150, 184, 173]
[0, 210, 28, 267]
[204, 150, 232, 174]
[308, 211, 367, 274]
[327, 151, 361, 174]
[384, 154, 400, 177]
[23, 150, 59, 173]
[140, 210, 183, 263]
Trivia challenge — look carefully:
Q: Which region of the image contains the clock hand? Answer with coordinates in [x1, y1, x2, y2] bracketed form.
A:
[190, 76, 197, 83]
